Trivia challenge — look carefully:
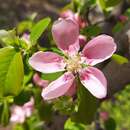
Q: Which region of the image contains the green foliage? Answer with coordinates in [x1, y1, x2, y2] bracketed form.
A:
[72, 85, 99, 124]
[112, 22, 123, 33]
[0, 30, 16, 46]
[53, 96, 76, 115]
[30, 17, 51, 44]
[82, 25, 101, 37]
[37, 102, 52, 121]
[0, 100, 10, 126]
[0, 47, 24, 97]
[100, 85, 130, 129]
[14, 90, 32, 105]
[17, 21, 33, 35]
[41, 71, 64, 82]
[104, 118, 116, 130]
[97, 0, 121, 12]
[111, 54, 129, 64]
[64, 118, 86, 130]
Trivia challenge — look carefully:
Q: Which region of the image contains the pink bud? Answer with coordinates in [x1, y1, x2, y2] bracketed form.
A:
[79, 35, 87, 47]
[60, 10, 88, 29]
[119, 15, 128, 23]
[100, 111, 109, 121]
[33, 73, 49, 88]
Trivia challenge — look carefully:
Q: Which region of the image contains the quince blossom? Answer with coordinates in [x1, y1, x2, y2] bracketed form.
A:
[29, 18, 116, 100]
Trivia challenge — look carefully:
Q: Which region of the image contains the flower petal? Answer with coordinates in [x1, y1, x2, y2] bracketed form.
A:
[10, 106, 26, 123]
[82, 35, 117, 65]
[23, 97, 34, 117]
[52, 19, 79, 55]
[42, 72, 75, 100]
[29, 51, 66, 73]
[65, 79, 76, 96]
[79, 67, 107, 99]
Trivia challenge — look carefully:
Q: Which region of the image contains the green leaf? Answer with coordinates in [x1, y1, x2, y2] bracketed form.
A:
[72, 85, 99, 124]
[17, 21, 33, 35]
[97, 0, 106, 11]
[30, 17, 51, 44]
[82, 25, 101, 37]
[104, 118, 116, 130]
[111, 54, 129, 65]
[105, 0, 121, 7]
[13, 124, 24, 130]
[14, 90, 32, 105]
[0, 47, 24, 97]
[64, 118, 86, 130]
[37, 102, 52, 121]
[112, 22, 123, 33]
[0, 30, 16, 47]
[41, 71, 64, 82]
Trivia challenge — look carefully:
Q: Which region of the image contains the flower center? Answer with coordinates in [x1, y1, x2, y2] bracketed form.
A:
[65, 55, 82, 73]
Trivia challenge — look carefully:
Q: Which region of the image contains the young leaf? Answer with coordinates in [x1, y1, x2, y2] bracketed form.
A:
[30, 17, 51, 44]
[0, 47, 24, 97]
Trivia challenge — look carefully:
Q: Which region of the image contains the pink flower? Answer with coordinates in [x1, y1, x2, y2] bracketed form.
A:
[60, 10, 87, 28]
[119, 15, 128, 23]
[33, 73, 49, 88]
[10, 97, 34, 123]
[29, 19, 117, 100]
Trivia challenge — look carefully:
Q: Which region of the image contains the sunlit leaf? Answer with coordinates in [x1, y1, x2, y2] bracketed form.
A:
[0, 47, 24, 97]
[64, 118, 86, 130]
[111, 54, 128, 65]
[30, 17, 51, 44]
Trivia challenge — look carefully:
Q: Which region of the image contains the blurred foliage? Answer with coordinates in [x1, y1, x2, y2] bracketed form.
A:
[100, 85, 130, 130]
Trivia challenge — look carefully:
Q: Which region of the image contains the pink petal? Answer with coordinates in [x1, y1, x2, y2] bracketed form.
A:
[33, 73, 49, 88]
[79, 67, 107, 99]
[10, 105, 26, 123]
[82, 35, 117, 65]
[23, 97, 34, 117]
[65, 79, 76, 96]
[29, 51, 66, 73]
[42, 72, 75, 100]
[52, 19, 80, 55]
